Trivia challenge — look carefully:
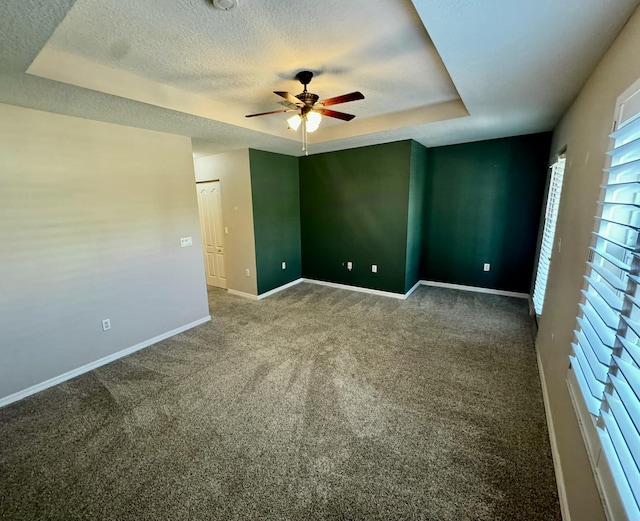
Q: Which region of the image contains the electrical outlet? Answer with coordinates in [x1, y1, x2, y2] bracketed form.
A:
[224, 226, 229, 235]
[483, 263, 490, 272]
[347, 261, 353, 271]
[180, 237, 193, 247]
[281, 261, 286, 270]
[101, 319, 111, 331]
[245, 268, 250, 277]
[371, 264, 378, 273]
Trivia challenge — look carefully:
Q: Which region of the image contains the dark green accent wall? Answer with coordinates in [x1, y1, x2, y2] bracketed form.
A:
[299, 141, 414, 294]
[249, 134, 549, 296]
[421, 133, 551, 293]
[249, 149, 301, 295]
[405, 141, 428, 293]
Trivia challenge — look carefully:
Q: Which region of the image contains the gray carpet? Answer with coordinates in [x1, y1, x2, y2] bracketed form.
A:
[0, 283, 561, 521]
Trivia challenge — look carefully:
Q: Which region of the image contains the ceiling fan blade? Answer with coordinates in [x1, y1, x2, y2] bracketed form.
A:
[278, 100, 301, 110]
[317, 108, 356, 121]
[274, 91, 304, 106]
[318, 91, 364, 107]
[245, 109, 295, 118]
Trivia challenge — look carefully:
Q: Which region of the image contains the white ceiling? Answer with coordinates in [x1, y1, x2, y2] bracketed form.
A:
[1, 0, 639, 157]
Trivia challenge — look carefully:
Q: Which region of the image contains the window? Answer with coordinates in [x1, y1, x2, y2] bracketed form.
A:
[533, 155, 566, 315]
[569, 78, 640, 521]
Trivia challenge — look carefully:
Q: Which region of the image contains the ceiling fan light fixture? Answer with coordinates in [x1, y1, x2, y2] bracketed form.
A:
[287, 114, 302, 131]
[306, 111, 322, 133]
[246, 69, 364, 155]
[212, 0, 238, 11]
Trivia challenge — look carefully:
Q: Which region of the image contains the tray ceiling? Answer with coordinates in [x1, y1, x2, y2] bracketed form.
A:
[1, 0, 639, 156]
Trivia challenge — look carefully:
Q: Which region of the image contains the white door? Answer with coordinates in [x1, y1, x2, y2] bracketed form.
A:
[196, 181, 227, 289]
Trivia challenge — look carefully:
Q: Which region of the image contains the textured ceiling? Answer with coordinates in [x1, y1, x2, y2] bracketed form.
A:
[45, 0, 459, 113]
[1, 0, 639, 157]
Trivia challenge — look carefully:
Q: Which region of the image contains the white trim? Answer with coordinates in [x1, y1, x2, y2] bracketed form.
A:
[232, 278, 529, 302]
[566, 368, 628, 521]
[0, 316, 212, 409]
[536, 346, 571, 521]
[302, 278, 408, 299]
[257, 278, 303, 299]
[227, 289, 258, 300]
[421, 280, 529, 299]
[405, 280, 422, 298]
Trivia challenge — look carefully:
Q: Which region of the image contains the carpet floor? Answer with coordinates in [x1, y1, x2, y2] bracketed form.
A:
[0, 283, 561, 520]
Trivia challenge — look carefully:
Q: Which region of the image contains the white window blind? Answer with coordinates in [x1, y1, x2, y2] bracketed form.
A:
[570, 80, 640, 521]
[533, 156, 566, 315]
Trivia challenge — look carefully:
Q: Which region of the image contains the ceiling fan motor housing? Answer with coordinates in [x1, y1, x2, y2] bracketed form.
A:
[296, 92, 319, 108]
[295, 71, 319, 110]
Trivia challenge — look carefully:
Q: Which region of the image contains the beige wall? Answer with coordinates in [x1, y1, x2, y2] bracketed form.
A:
[538, 7, 640, 520]
[193, 150, 258, 296]
[0, 103, 210, 401]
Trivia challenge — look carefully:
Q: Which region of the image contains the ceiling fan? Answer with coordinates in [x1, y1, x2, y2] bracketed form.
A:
[245, 70, 364, 154]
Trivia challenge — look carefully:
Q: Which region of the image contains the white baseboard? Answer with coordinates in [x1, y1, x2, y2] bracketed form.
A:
[536, 346, 571, 521]
[405, 280, 422, 298]
[234, 278, 529, 302]
[227, 289, 258, 300]
[421, 280, 529, 299]
[229, 278, 530, 302]
[302, 278, 409, 300]
[232, 278, 419, 301]
[0, 316, 211, 409]
[257, 278, 304, 299]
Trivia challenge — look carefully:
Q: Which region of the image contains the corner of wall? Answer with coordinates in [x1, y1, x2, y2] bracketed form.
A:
[248, 149, 302, 295]
[193, 149, 257, 296]
[405, 141, 428, 293]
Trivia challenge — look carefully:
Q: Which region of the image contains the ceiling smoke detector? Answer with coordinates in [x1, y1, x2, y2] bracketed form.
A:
[212, 0, 237, 10]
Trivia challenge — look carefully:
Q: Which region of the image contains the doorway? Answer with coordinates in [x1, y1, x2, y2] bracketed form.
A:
[196, 181, 227, 289]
